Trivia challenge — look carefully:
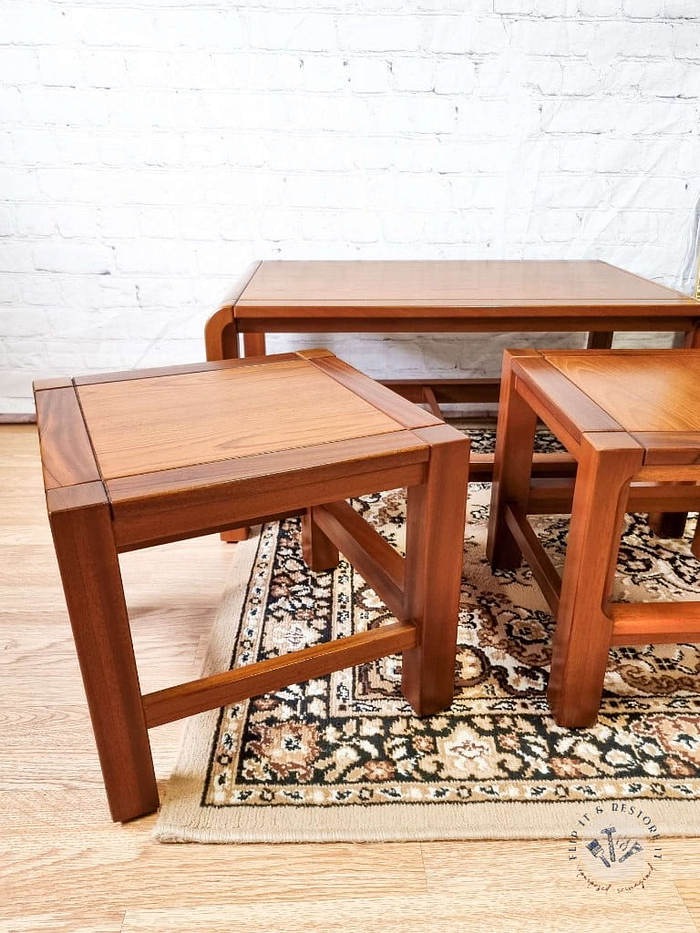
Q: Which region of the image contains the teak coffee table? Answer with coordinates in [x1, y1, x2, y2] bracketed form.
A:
[35, 349, 469, 821]
[487, 348, 700, 728]
[205, 260, 700, 483]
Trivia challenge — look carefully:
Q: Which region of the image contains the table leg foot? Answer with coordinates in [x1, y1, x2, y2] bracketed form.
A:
[302, 507, 340, 572]
[547, 434, 643, 728]
[50, 498, 158, 822]
[487, 350, 537, 571]
[401, 426, 469, 717]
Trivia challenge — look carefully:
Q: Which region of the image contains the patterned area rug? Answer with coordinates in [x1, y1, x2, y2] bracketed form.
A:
[155, 430, 700, 843]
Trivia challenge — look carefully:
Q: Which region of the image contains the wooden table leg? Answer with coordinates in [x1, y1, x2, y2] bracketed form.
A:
[204, 306, 240, 362]
[692, 517, 700, 560]
[204, 309, 248, 542]
[648, 327, 700, 538]
[587, 330, 614, 349]
[243, 333, 267, 357]
[647, 509, 688, 538]
[401, 425, 470, 716]
[547, 434, 644, 728]
[302, 506, 340, 572]
[487, 352, 538, 570]
[49, 494, 158, 822]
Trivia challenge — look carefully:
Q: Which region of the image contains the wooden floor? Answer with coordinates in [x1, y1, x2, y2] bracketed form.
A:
[1, 423, 699, 933]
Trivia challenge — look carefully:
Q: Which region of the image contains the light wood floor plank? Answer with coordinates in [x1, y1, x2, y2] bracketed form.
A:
[119, 888, 696, 933]
[2, 424, 700, 933]
[676, 880, 700, 932]
[0, 835, 426, 916]
[0, 913, 126, 933]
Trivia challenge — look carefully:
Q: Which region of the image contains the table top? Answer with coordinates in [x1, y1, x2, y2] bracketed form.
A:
[34, 349, 440, 503]
[543, 350, 700, 434]
[513, 348, 700, 463]
[233, 260, 698, 321]
[77, 355, 403, 481]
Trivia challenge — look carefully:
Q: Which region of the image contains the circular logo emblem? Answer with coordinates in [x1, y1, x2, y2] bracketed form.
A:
[568, 802, 663, 893]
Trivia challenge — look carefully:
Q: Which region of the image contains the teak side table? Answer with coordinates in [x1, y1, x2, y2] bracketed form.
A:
[487, 348, 700, 728]
[35, 349, 469, 822]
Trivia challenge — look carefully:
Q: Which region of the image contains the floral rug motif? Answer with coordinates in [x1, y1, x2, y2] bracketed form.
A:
[155, 430, 700, 843]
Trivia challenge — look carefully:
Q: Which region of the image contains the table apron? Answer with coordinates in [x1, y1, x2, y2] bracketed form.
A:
[235, 316, 697, 335]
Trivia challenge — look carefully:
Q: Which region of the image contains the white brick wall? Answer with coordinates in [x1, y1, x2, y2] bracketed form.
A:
[1, 1, 700, 413]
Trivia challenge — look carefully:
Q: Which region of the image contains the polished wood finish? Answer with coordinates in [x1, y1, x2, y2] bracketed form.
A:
[488, 348, 700, 727]
[384, 378, 501, 405]
[610, 602, 700, 646]
[546, 348, 700, 536]
[203, 260, 260, 362]
[503, 502, 561, 615]
[47, 490, 159, 822]
[514, 356, 625, 439]
[34, 351, 469, 821]
[205, 261, 700, 346]
[4, 425, 700, 933]
[547, 434, 643, 727]
[631, 432, 700, 464]
[421, 385, 443, 420]
[317, 498, 406, 593]
[108, 435, 428, 550]
[313, 500, 406, 620]
[34, 386, 100, 490]
[527, 477, 700, 515]
[143, 622, 418, 729]
[72, 353, 297, 386]
[401, 424, 470, 715]
[302, 506, 340, 572]
[309, 353, 443, 430]
[78, 357, 401, 480]
[586, 329, 614, 350]
[243, 332, 267, 356]
[205, 261, 700, 491]
[487, 349, 538, 570]
[543, 349, 700, 433]
[234, 260, 697, 317]
[470, 450, 577, 483]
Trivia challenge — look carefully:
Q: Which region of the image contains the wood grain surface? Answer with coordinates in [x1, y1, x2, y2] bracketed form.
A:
[2, 425, 699, 933]
[33, 386, 100, 490]
[235, 260, 697, 316]
[489, 349, 700, 728]
[35, 351, 467, 821]
[544, 349, 700, 433]
[77, 357, 403, 480]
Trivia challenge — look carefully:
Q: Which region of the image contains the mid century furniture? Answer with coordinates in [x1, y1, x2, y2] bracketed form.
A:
[35, 349, 469, 821]
[205, 260, 700, 486]
[487, 347, 700, 728]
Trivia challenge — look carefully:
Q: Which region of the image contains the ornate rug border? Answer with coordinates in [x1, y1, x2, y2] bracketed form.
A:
[154, 523, 700, 844]
[154, 796, 700, 844]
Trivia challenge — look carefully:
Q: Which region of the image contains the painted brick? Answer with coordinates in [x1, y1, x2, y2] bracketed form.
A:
[425, 17, 507, 55]
[639, 61, 700, 97]
[245, 12, 337, 52]
[390, 57, 435, 92]
[32, 241, 114, 275]
[338, 16, 422, 53]
[0, 48, 39, 84]
[2, 3, 700, 412]
[346, 58, 391, 93]
[433, 58, 478, 94]
[15, 205, 57, 237]
[578, 0, 622, 14]
[0, 205, 15, 237]
[301, 57, 347, 93]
